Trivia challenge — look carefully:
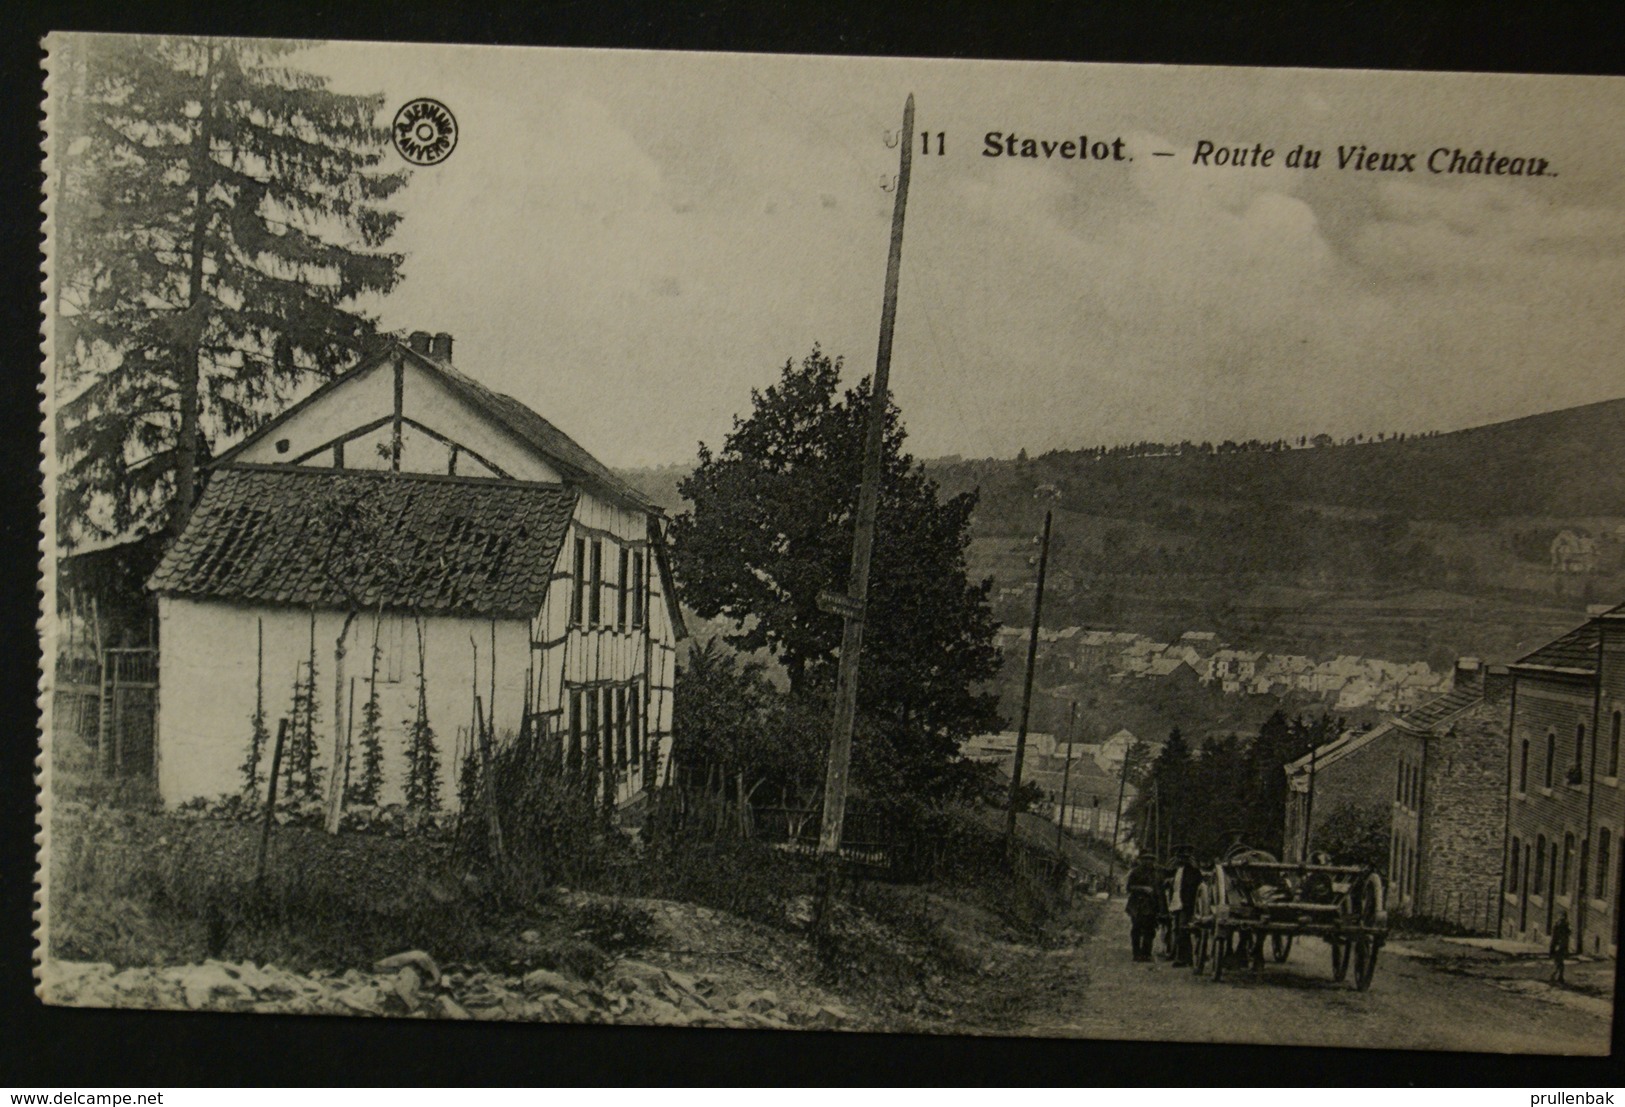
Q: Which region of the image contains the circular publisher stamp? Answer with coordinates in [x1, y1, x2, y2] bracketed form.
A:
[392, 98, 458, 165]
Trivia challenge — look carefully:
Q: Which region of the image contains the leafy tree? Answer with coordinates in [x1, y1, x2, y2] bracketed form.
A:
[52, 36, 407, 540]
[671, 347, 1002, 799]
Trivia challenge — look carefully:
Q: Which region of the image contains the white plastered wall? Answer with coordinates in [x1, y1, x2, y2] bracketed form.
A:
[156, 595, 530, 810]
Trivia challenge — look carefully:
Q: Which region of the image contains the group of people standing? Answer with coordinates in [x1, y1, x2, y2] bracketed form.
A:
[1124, 846, 1201, 964]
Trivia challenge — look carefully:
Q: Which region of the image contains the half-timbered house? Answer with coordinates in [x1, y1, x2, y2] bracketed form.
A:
[147, 331, 684, 814]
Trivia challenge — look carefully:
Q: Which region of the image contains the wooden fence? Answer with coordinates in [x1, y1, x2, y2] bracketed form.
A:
[54, 646, 158, 778]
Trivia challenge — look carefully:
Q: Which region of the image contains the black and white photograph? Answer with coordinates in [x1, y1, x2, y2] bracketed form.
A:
[34, 31, 1625, 1058]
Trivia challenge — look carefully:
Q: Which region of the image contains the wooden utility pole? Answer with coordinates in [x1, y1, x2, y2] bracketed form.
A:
[1005, 509, 1053, 856]
[1055, 700, 1077, 856]
[1300, 740, 1318, 861]
[1106, 735, 1131, 892]
[812, 93, 915, 937]
[255, 718, 290, 888]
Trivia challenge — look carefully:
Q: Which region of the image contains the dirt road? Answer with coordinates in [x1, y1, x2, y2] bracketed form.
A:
[1017, 897, 1614, 1055]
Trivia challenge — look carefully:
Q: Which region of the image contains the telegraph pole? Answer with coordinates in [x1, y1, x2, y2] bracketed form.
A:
[1005, 508, 1053, 857]
[1055, 700, 1077, 856]
[1107, 736, 1131, 893]
[812, 93, 915, 939]
[1300, 740, 1319, 861]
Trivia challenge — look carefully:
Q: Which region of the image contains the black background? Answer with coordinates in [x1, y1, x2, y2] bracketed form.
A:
[4, 0, 1623, 1087]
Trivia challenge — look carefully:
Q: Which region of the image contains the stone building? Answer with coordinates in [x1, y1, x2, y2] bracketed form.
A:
[1283, 720, 1403, 864]
[1387, 661, 1510, 924]
[1500, 603, 1623, 956]
[1283, 659, 1496, 882]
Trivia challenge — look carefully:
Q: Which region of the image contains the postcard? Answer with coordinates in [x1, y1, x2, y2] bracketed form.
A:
[37, 33, 1623, 1054]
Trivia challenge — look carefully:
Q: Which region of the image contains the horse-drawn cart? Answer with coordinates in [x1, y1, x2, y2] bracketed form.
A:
[1187, 846, 1388, 990]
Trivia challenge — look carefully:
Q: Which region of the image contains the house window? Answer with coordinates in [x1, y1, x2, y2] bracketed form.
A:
[591, 685, 604, 773]
[1611, 711, 1621, 777]
[1573, 724, 1585, 784]
[1545, 732, 1555, 788]
[571, 538, 587, 626]
[1508, 837, 1520, 893]
[567, 689, 584, 776]
[601, 686, 616, 774]
[1534, 835, 1546, 888]
[1519, 738, 1529, 793]
[628, 691, 641, 768]
[1395, 762, 1404, 803]
[589, 540, 603, 626]
[1598, 828, 1612, 899]
[615, 685, 629, 768]
[1562, 832, 1574, 894]
[616, 547, 629, 631]
[632, 551, 646, 628]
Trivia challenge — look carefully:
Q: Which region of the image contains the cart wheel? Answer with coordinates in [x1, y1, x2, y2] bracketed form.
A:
[1211, 929, 1228, 982]
[1330, 939, 1350, 982]
[1353, 936, 1380, 991]
[1271, 934, 1293, 963]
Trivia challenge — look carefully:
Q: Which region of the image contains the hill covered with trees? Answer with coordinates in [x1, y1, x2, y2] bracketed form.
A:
[623, 395, 1625, 665]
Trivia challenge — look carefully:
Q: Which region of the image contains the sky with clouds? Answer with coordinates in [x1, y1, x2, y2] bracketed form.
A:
[305, 42, 1625, 468]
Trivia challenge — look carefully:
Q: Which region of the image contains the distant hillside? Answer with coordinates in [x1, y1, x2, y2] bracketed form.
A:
[620, 397, 1625, 663]
[624, 397, 1625, 523]
[929, 396, 1625, 529]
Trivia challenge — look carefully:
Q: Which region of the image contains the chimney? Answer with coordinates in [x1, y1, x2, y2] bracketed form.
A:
[407, 330, 431, 354]
[1453, 656, 1482, 691]
[430, 332, 454, 361]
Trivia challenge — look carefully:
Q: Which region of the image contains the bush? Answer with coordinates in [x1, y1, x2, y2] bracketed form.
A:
[457, 729, 625, 897]
[1314, 801, 1389, 872]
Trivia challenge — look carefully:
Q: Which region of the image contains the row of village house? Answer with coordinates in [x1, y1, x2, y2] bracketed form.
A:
[1282, 604, 1624, 957]
[979, 604, 1622, 957]
[995, 625, 1452, 713]
[960, 727, 1156, 845]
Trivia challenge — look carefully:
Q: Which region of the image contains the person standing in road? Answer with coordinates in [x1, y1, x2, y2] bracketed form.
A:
[1169, 844, 1201, 966]
[1550, 911, 1571, 985]
[1125, 857, 1160, 961]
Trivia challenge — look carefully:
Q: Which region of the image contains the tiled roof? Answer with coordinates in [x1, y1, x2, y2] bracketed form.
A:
[149, 467, 578, 617]
[1513, 623, 1601, 674]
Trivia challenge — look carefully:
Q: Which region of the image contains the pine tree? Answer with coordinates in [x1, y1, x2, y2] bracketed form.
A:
[52, 36, 407, 540]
